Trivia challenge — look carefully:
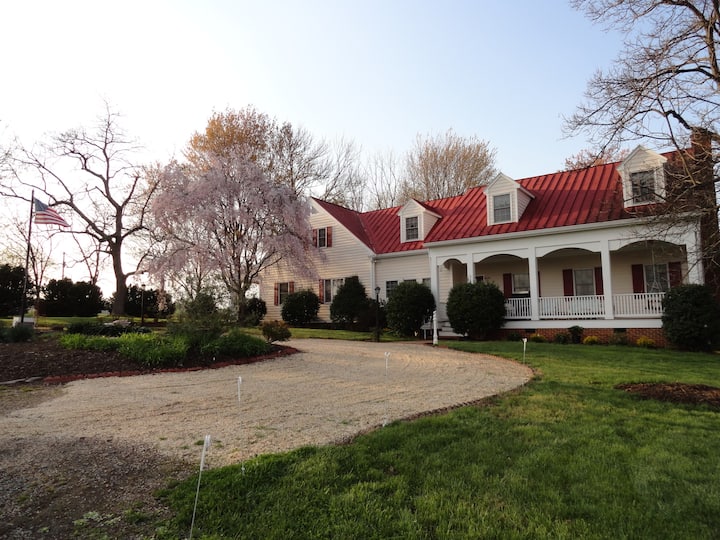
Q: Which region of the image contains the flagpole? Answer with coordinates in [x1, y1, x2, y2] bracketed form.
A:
[20, 190, 34, 324]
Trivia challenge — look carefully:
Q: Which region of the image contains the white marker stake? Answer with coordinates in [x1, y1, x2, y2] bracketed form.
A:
[237, 376, 246, 475]
[522, 337, 528, 363]
[383, 352, 390, 427]
[190, 434, 212, 540]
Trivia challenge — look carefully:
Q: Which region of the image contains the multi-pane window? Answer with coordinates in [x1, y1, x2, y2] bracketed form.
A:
[573, 269, 595, 296]
[405, 216, 419, 241]
[512, 273, 529, 295]
[317, 227, 327, 247]
[644, 264, 670, 293]
[630, 170, 656, 203]
[278, 282, 291, 304]
[386, 280, 398, 298]
[321, 278, 344, 303]
[493, 193, 511, 223]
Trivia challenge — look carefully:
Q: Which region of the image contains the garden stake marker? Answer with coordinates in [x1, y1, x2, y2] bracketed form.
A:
[237, 376, 245, 475]
[383, 352, 390, 427]
[189, 434, 212, 540]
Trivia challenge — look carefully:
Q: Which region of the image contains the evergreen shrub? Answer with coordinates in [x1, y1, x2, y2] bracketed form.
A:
[662, 284, 720, 351]
[446, 281, 505, 340]
[281, 290, 320, 325]
[385, 281, 435, 337]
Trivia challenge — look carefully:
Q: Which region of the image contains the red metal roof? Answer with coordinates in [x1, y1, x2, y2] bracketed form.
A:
[312, 159, 641, 255]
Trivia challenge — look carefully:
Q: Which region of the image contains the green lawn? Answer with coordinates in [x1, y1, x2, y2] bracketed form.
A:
[158, 341, 720, 539]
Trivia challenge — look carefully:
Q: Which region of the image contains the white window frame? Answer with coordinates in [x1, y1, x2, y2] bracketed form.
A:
[317, 227, 329, 248]
[493, 193, 512, 223]
[630, 170, 657, 204]
[278, 282, 291, 304]
[386, 280, 398, 298]
[573, 268, 595, 296]
[321, 277, 344, 304]
[405, 216, 419, 241]
[512, 273, 530, 295]
[644, 263, 670, 293]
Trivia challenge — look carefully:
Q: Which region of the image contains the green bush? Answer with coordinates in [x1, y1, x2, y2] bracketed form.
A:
[117, 334, 189, 368]
[529, 333, 546, 343]
[59, 333, 121, 352]
[281, 290, 320, 325]
[662, 284, 720, 351]
[446, 282, 505, 340]
[385, 281, 436, 337]
[355, 298, 387, 333]
[553, 332, 570, 344]
[66, 321, 131, 336]
[608, 332, 629, 346]
[6, 324, 34, 343]
[242, 297, 267, 326]
[506, 331, 523, 342]
[168, 294, 232, 352]
[201, 329, 270, 359]
[261, 320, 292, 343]
[583, 335, 600, 345]
[636, 336, 656, 348]
[568, 325, 584, 344]
[330, 277, 368, 324]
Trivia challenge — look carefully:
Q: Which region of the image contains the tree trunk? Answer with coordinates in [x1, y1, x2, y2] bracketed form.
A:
[110, 243, 127, 315]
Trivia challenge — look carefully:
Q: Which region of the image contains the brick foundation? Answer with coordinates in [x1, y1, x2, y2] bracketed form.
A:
[496, 326, 668, 348]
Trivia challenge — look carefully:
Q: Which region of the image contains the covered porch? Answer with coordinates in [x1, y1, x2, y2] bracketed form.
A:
[428, 228, 704, 330]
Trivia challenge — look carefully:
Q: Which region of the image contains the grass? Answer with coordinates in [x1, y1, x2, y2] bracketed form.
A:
[158, 341, 720, 539]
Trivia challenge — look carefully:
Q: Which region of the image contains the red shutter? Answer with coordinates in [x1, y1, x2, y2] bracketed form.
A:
[312, 229, 317, 247]
[631, 264, 645, 293]
[326, 226, 332, 247]
[669, 261, 682, 287]
[318, 279, 325, 303]
[502, 273, 512, 298]
[594, 267, 604, 295]
[274, 283, 279, 306]
[562, 269, 574, 296]
[289, 281, 295, 294]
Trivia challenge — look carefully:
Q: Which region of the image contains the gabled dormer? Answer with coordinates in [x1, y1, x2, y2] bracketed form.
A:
[397, 199, 441, 243]
[616, 145, 667, 208]
[485, 173, 535, 226]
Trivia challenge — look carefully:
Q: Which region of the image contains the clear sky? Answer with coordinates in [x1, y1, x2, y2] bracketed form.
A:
[1, 0, 627, 181]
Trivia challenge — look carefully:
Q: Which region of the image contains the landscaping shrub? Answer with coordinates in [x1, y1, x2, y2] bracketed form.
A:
[583, 335, 600, 345]
[636, 336, 656, 348]
[281, 290, 320, 325]
[608, 332, 629, 346]
[201, 329, 270, 358]
[568, 325, 584, 344]
[662, 284, 720, 351]
[446, 282, 505, 340]
[506, 331, 523, 342]
[4, 324, 34, 343]
[385, 281, 435, 337]
[117, 334, 189, 368]
[242, 297, 267, 326]
[355, 298, 386, 333]
[330, 276, 368, 324]
[66, 321, 128, 336]
[168, 293, 232, 352]
[262, 320, 292, 343]
[553, 332, 570, 344]
[59, 333, 121, 352]
[529, 333, 546, 343]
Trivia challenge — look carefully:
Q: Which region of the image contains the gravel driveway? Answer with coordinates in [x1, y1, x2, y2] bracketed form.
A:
[1, 340, 532, 468]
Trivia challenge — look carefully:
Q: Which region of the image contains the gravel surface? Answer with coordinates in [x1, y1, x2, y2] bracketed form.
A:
[0, 339, 532, 538]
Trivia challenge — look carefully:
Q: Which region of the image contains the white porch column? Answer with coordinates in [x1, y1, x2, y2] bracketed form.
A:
[601, 240, 614, 319]
[686, 228, 705, 284]
[466, 256, 476, 283]
[429, 255, 441, 304]
[528, 249, 540, 321]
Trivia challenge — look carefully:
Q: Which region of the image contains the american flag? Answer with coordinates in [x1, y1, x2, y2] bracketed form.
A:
[34, 198, 69, 227]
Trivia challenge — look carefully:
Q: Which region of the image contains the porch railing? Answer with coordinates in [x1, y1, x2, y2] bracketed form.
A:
[503, 292, 665, 320]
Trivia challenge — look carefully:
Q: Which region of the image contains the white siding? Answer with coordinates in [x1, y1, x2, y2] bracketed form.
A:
[375, 253, 431, 301]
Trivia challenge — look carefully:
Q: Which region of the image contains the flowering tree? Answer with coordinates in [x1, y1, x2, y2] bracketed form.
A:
[151, 149, 315, 320]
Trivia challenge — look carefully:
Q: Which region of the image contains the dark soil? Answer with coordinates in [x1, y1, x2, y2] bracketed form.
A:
[616, 382, 720, 409]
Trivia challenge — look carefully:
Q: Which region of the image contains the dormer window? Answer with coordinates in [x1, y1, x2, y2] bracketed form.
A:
[485, 173, 534, 226]
[630, 169, 659, 204]
[617, 146, 667, 208]
[493, 194, 512, 223]
[405, 216, 419, 240]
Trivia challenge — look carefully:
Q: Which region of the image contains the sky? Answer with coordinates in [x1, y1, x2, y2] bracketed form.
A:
[0, 0, 627, 180]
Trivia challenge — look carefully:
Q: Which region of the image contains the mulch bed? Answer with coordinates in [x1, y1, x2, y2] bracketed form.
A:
[0, 336, 296, 385]
[615, 382, 720, 409]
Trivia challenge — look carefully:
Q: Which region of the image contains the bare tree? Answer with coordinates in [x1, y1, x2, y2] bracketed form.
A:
[567, 0, 720, 292]
[363, 149, 403, 210]
[401, 129, 497, 202]
[315, 137, 366, 210]
[1, 106, 158, 315]
[564, 145, 630, 170]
